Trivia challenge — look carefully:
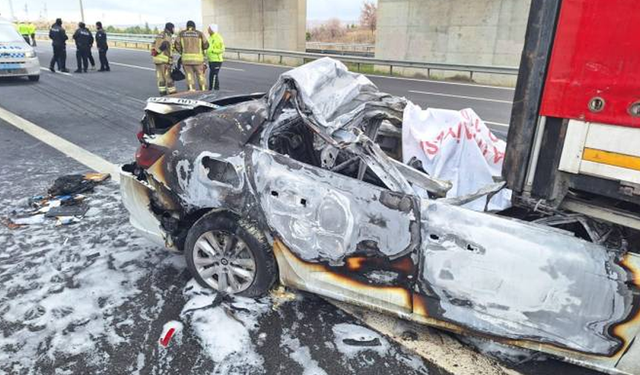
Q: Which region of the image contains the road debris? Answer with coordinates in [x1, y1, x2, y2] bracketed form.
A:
[0, 217, 25, 230]
[269, 286, 297, 310]
[159, 321, 184, 347]
[332, 323, 390, 358]
[2, 172, 110, 229]
[48, 172, 111, 196]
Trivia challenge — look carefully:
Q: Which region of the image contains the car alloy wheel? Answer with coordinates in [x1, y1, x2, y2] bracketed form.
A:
[192, 230, 257, 294]
[185, 214, 277, 297]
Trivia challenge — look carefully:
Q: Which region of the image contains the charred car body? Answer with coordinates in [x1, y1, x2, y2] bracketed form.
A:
[121, 58, 640, 374]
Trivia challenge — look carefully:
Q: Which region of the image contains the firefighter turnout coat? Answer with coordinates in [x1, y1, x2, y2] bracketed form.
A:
[152, 31, 173, 65]
[174, 28, 208, 65]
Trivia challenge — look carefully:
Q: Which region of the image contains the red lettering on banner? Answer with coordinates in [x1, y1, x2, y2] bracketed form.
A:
[488, 130, 499, 143]
[493, 146, 505, 164]
[422, 141, 439, 155]
[465, 123, 473, 140]
[446, 126, 459, 143]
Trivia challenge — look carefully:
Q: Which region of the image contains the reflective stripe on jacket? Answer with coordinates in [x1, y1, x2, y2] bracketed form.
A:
[174, 28, 208, 65]
[206, 33, 225, 62]
[153, 31, 173, 64]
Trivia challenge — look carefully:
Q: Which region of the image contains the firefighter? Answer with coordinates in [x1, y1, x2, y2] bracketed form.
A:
[72, 22, 94, 73]
[95, 22, 110, 72]
[49, 18, 69, 73]
[28, 22, 37, 46]
[206, 24, 225, 91]
[152, 22, 176, 96]
[174, 20, 209, 91]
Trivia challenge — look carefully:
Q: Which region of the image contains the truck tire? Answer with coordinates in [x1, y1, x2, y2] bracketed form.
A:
[184, 213, 277, 298]
[28, 75, 40, 82]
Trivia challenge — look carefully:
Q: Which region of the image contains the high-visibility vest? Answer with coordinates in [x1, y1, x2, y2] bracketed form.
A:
[206, 33, 225, 62]
[18, 23, 30, 35]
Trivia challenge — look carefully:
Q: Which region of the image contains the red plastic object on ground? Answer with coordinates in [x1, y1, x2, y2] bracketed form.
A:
[159, 328, 176, 347]
[540, 0, 640, 128]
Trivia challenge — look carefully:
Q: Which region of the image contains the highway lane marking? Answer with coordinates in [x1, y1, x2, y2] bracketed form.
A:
[0, 105, 120, 182]
[108, 61, 244, 72]
[35, 48, 245, 73]
[408, 90, 513, 104]
[110, 62, 155, 71]
[485, 121, 509, 128]
[39, 67, 73, 77]
[368, 73, 516, 91]
[101, 61, 245, 72]
[213, 57, 516, 91]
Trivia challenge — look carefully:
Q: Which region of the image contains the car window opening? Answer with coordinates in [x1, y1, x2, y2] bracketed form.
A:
[267, 116, 391, 190]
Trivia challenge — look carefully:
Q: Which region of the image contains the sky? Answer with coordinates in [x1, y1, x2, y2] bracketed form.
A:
[0, 0, 373, 25]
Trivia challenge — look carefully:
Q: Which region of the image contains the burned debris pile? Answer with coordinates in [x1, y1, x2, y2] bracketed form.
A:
[1, 172, 110, 229]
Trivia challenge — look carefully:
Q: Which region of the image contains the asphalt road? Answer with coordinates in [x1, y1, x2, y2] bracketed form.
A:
[0, 47, 599, 375]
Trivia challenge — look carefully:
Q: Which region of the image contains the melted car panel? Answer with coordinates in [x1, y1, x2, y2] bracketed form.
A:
[251, 148, 418, 263]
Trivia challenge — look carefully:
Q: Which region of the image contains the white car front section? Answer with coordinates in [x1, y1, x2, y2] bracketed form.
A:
[0, 44, 40, 78]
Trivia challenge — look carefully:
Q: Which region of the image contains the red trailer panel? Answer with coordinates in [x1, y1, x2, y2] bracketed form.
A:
[540, 0, 640, 128]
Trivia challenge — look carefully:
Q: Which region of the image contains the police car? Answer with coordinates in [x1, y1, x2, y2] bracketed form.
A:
[0, 18, 40, 81]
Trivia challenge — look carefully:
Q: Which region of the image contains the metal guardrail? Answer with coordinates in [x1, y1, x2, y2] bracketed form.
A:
[36, 31, 519, 78]
[226, 47, 519, 78]
[306, 41, 375, 57]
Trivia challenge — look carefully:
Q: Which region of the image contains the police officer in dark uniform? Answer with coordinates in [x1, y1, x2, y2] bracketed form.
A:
[48, 18, 69, 73]
[72, 22, 94, 73]
[95, 22, 110, 72]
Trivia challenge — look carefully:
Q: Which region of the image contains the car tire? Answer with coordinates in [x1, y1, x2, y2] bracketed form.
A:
[28, 75, 40, 82]
[184, 213, 277, 298]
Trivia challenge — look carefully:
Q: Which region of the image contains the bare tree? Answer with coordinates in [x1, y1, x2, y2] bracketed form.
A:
[325, 18, 345, 39]
[360, 1, 377, 34]
[309, 18, 346, 42]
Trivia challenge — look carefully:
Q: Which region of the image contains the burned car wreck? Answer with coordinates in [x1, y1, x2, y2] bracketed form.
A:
[121, 58, 640, 374]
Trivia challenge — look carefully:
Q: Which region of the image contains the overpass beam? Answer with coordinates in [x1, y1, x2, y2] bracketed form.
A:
[202, 0, 306, 51]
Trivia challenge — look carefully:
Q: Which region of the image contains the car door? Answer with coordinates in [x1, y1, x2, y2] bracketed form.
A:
[247, 146, 420, 315]
[414, 199, 640, 358]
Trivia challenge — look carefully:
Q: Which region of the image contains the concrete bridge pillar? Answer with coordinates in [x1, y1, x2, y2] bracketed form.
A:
[376, 0, 531, 85]
[201, 0, 307, 51]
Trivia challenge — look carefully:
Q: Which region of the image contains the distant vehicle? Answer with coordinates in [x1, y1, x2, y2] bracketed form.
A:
[0, 18, 40, 82]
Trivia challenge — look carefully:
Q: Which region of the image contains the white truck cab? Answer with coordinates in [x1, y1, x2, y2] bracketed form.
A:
[0, 18, 40, 81]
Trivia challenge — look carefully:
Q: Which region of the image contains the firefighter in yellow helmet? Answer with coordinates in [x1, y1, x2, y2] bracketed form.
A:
[151, 23, 176, 96]
[174, 20, 209, 91]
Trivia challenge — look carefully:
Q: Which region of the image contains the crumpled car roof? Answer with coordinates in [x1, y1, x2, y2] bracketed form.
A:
[267, 57, 407, 136]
